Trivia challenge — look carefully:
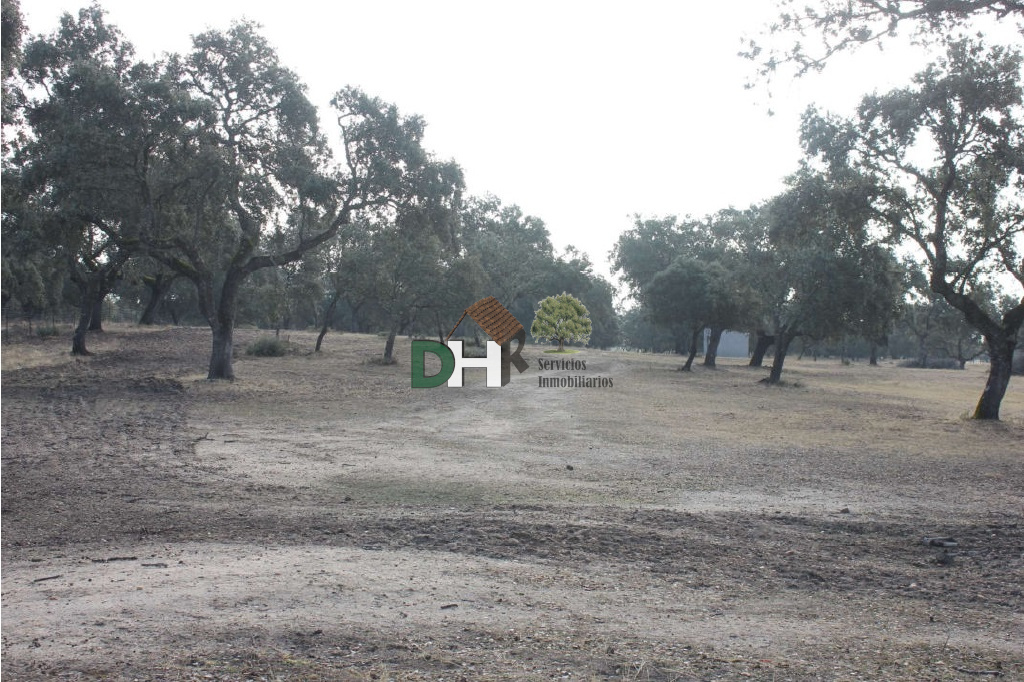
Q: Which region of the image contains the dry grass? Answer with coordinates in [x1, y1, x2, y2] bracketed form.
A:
[3, 327, 1023, 681]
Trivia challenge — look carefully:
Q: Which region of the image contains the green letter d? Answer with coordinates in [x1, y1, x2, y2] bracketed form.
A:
[411, 341, 456, 388]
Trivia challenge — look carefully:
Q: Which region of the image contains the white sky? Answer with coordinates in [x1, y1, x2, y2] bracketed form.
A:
[19, 1, 1006, 289]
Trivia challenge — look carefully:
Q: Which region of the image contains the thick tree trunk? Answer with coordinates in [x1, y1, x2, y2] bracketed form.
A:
[703, 327, 723, 368]
[71, 298, 93, 356]
[139, 293, 162, 325]
[750, 331, 774, 367]
[206, 271, 245, 380]
[315, 292, 341, 353]
[681, 328, 700, 371]
[869, 342, 879, 367]
[557, 337, 565, 352]
[139, 274, 176, 325]
[71, 279, 105, 355]
[972, 335, 1015, 420]
[208, 325, 234, 380]
[88, 297, 104, 331]
[762, 330, 795, 385]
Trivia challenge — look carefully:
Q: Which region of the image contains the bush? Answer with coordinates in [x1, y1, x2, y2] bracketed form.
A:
[245, 336, 288, 357]
[36, 326, 61, 338]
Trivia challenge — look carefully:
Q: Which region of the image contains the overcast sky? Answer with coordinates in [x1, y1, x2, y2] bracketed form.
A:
[20, 1, 984, 288]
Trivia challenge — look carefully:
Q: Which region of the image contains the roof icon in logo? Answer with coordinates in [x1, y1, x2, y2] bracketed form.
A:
[446, 296, 524, 346]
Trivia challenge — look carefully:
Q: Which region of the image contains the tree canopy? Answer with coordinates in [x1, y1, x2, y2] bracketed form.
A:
[531, 292, 593, 352]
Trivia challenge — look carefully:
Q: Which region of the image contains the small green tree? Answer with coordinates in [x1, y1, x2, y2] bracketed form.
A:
[531, 292, 592, 351]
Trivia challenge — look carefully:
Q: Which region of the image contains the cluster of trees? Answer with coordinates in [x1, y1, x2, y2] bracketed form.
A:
[0, 2, 619, 377]
[613, 1, 1023, 419]
[2, 1, 1021, 420]
[612, 178, 905, 382]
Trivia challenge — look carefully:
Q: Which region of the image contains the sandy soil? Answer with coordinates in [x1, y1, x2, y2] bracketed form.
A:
[2, 326, 1023, 681]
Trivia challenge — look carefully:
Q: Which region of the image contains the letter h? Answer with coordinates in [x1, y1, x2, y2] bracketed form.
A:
[447, 340, 502, 387]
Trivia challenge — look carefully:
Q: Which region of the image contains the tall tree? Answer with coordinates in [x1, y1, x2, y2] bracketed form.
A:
[611, 216, 706, 355]
[461, 196, 554, 329]
[149, 22, 449, 379]
[612, 213, 757, 363]
[643, 257, 725, 370]
[757, 170, 895, 384]
[18, 6, 184, 353]
[341, 160, 464, 363]
[803, 40, 1024, 418]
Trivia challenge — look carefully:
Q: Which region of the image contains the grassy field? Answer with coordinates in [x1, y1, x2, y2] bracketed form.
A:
[2, 325, 1022, 681]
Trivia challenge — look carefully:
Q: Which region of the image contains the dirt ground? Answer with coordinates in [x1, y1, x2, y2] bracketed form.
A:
[2, 325, 1023, 681]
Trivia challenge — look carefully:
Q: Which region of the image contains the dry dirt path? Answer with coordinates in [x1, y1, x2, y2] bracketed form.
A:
[3, 327, 1023, 680]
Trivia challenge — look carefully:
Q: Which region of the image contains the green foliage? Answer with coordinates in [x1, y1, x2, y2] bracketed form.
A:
[531, 292, 593, 351]
[245, 336, 288, 357]
[36, 325, 60, 338]
[743, 0, 1024, 83]
[1, 0, 24, 129]
[802, 39, 1024, 416]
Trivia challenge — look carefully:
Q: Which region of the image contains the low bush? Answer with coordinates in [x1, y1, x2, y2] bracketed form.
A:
[245, 336, 288, 357]
[36, 326, 61, 338]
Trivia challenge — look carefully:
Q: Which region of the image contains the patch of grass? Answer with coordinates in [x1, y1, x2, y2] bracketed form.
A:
[544, 348, 582, 354]
[245, 336, 288, 357]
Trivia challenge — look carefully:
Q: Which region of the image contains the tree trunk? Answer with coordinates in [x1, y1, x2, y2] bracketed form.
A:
[206, 271, 245, 380]
[164, 298, 180, 325]
[88, 297, 104, 331]
[972, 334, 1015, 420]
[557, 337, 565, 352]
[762, 330, 795, 385]
[315, 292, 341, 352]
[208, 325, 234, 380]
[139, 274, 175, 325]
[750, 331, 774, 367]
[703, 327, 723, 368]
[71, 279, 104, 355]
[71, 297, 93, 356]
[681, 328, 700, 371]
[869, 342, 879, 367]
[138, 291, 162, 325]
[384, 324, 400, 364]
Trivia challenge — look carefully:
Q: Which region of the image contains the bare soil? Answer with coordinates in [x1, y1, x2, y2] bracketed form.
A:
[2, 326, 1023, 681]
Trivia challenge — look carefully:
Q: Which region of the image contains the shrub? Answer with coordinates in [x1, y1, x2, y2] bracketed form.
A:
[245, 336, 288, 357]
[36, 326, 61, 338]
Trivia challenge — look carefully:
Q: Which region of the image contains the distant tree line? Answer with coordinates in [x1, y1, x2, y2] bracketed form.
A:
[0, 2, 619, 378]
[2, 0, 1021, 419]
